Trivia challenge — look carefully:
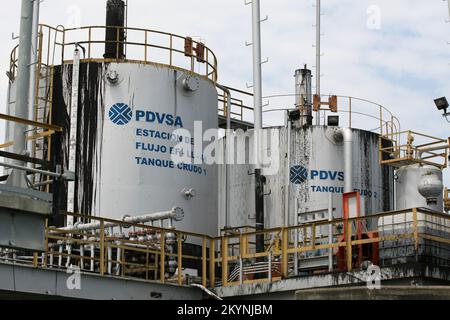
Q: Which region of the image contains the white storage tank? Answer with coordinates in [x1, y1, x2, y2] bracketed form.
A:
[51, 61, 219, 236]
[395, 164, 444, 212]
[219, 125, 394, 230]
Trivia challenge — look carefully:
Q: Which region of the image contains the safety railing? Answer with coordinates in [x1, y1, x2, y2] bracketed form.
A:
[41, 211, 215, 288]
[217, 86, 253, 122]
[1, 208, 449, 289]
[0, 114, 63, 191]
[213, 208, 450, 287]
[215, 90, 401, 137]
[9, 24, 218, 82]
[380, 131, 449, 169]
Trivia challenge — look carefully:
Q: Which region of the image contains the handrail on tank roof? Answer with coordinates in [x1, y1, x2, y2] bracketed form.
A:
[9, 24, 218, 82]
[217, 88, 402, 137]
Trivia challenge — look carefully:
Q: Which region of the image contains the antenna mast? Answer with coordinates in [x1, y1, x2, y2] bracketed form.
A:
[315, 0, 321, 125]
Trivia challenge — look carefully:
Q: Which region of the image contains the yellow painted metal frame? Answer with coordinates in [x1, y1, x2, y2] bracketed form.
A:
[10, 24, 218, 83]
[4, 207, 446, 290]
[380, 131, 449, 169]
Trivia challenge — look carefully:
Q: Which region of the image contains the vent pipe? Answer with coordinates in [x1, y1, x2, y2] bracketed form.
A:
[8, 0, 34, 188]
[104, 0, 126, 59]
[294, 66, 313, 126]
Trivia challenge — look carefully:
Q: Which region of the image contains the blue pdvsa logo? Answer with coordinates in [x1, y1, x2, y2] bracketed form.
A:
[109, 103, 132, 126]
[290, 166, 308, 184]
[290, 166, 345, 185]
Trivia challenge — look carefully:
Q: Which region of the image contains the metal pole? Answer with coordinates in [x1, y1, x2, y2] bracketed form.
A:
[252, 0, 263, 168]
[10, 0, 34, 188]
[315, 0, 321, 126]
[284, 116, 291, 227]
[328, 193, 333, 272]
[28, 0, 40, 152]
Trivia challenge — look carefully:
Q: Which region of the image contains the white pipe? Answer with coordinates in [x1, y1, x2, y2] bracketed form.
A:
[67, 48, 81, 227]
[59, 207, 184, 232]
[335, 128, 353, 193]
[49, 252, 54, 267]
[252, 0, 263, 168]
[10, 0, 34, 188]
[27, 0, 40, 156]
[116, 241, 121, 276]
[343, 128, 353, 193]
[65, 243, 72, 268]
[315, 0, 321, 126]
[328, 193, 333, 272]
[90, 242, 95, 272]
[216, 84, 232, 228]
[107, 246, 112, 275]
[0, 161, 67, 179]
[58, 243, 63, 267]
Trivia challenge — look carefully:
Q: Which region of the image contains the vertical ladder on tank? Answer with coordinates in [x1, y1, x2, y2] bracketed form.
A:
[30, 29, 56, 190]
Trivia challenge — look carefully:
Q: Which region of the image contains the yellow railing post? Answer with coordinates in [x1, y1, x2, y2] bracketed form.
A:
[202, 237, 207, 288]
[178, 232, 183, 286]
[281, 227, 288, 278]
[33, 252, 39, 268]
[160, 229, 166, 284]
[221, 237, 228, 287]
[209, 239, 215, 288]
[346, 220, 353, 272]
[99, 220, 105, 276]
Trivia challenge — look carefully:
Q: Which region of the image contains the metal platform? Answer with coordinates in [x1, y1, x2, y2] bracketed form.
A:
[0, 262, 202, 300]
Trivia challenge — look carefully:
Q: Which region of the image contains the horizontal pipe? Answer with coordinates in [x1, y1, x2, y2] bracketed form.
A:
[0, 161, 66, 179]
[58, 207, 184, 232]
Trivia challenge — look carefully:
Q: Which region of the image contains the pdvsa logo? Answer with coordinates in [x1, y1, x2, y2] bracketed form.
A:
[290, 165, 308, 184]
[290, 165, 345, 185]
[109, 103, 132, 126]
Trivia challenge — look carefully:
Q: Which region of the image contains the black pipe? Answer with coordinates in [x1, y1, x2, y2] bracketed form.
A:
[104, 0, 126, 59]
[255, 169, 266, 258]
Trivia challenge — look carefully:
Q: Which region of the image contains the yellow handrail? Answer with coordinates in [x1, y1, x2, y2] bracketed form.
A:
[9, 24, 218, 82]
[2, 207, 449, 290]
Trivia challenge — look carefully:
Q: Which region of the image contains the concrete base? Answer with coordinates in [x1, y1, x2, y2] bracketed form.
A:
[296, 286, 450, 300]
[0, 262, 203, 300]
[213, 263, 450, 300]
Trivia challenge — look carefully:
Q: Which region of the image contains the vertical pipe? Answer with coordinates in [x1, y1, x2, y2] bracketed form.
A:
[27, 0, 40, 155]
[284, 117, 291, 227]
[328, 193, 333, 272]
[104, 0, 126, 59]
[255, 169, 265, 257]
[252, 0, 263, 168]
[293, 200, 299, 276]
[341, 128, 353, 193]
[67, 48, 81, 226]
[10, 0, 34, 188]
[216, 84, 232, 228]
[295, 67, 313, 126]
[315, 0, 321, 126]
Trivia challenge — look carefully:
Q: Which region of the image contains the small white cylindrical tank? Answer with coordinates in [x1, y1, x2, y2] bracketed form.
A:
[395, 164, 444, 212]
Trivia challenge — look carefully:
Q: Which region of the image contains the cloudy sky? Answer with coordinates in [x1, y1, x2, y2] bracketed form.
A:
[0, 0, 449, 183]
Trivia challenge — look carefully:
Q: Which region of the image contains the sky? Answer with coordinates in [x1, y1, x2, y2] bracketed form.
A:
[0, 0, 449, 184]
